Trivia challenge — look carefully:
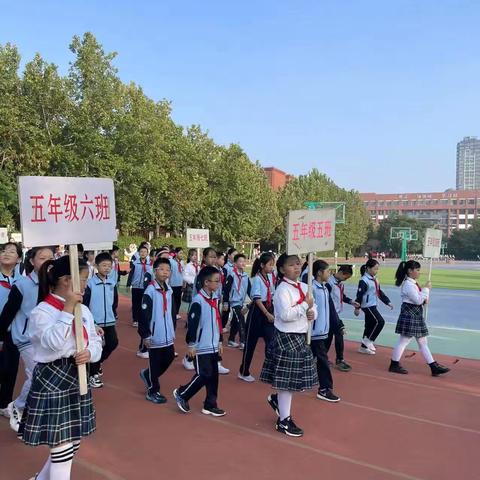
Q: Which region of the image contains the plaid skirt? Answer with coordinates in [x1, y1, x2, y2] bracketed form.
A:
[182, 284, 193, 304]
[395, 303, 429, 338]
[260, 329, 318, 392]
[18, 359, 96, 447]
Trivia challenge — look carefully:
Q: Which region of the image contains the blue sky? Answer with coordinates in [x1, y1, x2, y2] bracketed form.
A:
[1, 0, 479, 193]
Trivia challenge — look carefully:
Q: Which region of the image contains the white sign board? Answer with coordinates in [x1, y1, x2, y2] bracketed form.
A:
[286, 209, 336, 255]
[0, 228, 8, 243]
[186, 228, 210, 248]
[10, 232, 22, 243]
[83, 242, 113, 251]
[423, 228, 443, 258]
[18, 176, 117, 247]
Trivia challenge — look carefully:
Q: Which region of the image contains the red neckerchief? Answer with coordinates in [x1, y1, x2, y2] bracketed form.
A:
[368, 275, 380, 297]
[415, 281, 422, 292]
[140, 259, 147, 273]
[337, 280, 345, 305]
[258, 273, 272, 308]
[44, 294, 89, 347]
[218, 268, 225, 285]
[194, 262, 199, 274]
[114, 259, 119, 272]
[151, 281, 168, 314]
[0, 280, 11, 290]
[176, 258, 183, 274]
[233, 267, 243, 293]
[272, 271, 277, 286]
[199, 290, 222, 333]
[283, 278, 306, 305]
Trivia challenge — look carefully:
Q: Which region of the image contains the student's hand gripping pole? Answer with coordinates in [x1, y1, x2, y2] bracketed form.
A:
[306, 252, 314, 345]
[424, 257, 433, 323]
[69, 245, 88, 395]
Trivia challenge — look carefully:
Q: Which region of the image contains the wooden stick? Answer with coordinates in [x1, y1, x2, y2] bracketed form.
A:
[68, 244, 88, 396]
[306, 252, 314, 345]
[424, 257, 433, 324]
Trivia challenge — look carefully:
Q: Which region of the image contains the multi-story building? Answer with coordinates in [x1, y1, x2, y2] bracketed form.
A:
[456, 136, 480, 190]
[360, 190, 480, 236]
[263, 167, 293, 191]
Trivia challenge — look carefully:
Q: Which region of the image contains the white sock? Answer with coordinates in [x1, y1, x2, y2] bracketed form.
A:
[417, 337, 434, 364]
[36, 457, 51, 480]
[49, 443, 74, 480]
[392, 335, 412, 361]
[277, 391, 293, 421]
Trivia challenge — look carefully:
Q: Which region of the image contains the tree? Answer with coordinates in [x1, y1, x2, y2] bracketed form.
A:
[447, 220, 480, 260]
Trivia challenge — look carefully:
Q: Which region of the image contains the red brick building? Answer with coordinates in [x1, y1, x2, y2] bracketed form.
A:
[263, 167, 294, 191]
[360, 189, 480, 236]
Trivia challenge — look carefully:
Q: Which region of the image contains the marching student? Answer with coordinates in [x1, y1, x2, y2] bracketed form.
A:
[220, 248, 237, 331]
[110, 245, 127, 285]
[169, 247, 184, 327]
[0, 242, 23, 419]
[84, 251, 96, 280]
[354, 259, 393, 354]
[83, 252, 119, 388]
[311, 260, 341, 402]
[138, 258, 176, 403]
[131, 242, 151, 265]
[260, 253, 317, 437]
[238, 252, 275, 382]
[389, 260, 450, 377]
[19, 255, 102, 480]
[224, 253, 251, 349]
[173, 266, 226, 417]
[126, 244, 152, 358]
[326, 264, 358, 372]
[182, 249, 199, 307]
[0, 246, 54, 432]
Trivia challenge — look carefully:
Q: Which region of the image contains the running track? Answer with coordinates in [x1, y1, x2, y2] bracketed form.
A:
[1, 295, 479, 479]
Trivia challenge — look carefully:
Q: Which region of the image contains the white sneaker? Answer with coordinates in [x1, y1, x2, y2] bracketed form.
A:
[227, 341, 239, 348]
[238, 343, 245, 350]
[358, 346, 375, 355]
[0, 407, 10, 418]
[363, 338, 376, 351]
[218, 363, 230, 375]
[89, 375, 104, 389]
[132, 321, 138, 328]
[369, 343, 376, 352]
[136, 350, 149, 359]
[237, 372, 255, 382]
[182, 356, 195, 371]
[8, 402, 21, 432]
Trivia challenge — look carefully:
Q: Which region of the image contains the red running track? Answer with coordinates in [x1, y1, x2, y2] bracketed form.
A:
[1, 295, 479, 479]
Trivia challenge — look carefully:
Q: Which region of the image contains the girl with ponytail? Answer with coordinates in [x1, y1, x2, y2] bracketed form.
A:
[389, 260, 450, 377]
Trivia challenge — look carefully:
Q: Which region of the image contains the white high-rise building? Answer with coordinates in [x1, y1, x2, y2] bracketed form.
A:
[456, 137, 480, 190]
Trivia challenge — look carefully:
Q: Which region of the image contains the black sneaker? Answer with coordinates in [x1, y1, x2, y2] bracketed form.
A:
[335, 360, 352, 372]
[267, 393, 279, 416]
[389, 360, 408, 375]
[429, 361, 450, 377]
[146, 392, 167, 404]
[317, 389, 341, 403]
[173, 388, 190, 413]
[276, 416, 303, 437]
[201, 406, 226, 417]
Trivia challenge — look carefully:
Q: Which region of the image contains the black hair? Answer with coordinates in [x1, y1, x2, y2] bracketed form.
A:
[77, 244, 84, 254]
[111, 245, 120, 252]
[301, 260, 308, 273]
[83, 251, 94, 262]
[233, 253, 246, 263]
[153, 257, 172, 270]
[138, 244, 149, 253]
[227, 247, 237, 258]
[216, 251, 225, 259]
[95, 252, 113, 265]
[338, 264, 353, 275]
[26, 246, 55, 274]
[187, 248, 197, 263]
[175, 247, 183, 254]
[197, 265, 220, 288]
[251, 252, 275, 277]
[360, 259, 379, 276]
[1, 242, 22, 258]
[38, 256, 88, 303]
[395, 260, 421, 287]
[312, 259, 330, 278]
[202, 247, 217, 259]
[276, 253, 299, 280]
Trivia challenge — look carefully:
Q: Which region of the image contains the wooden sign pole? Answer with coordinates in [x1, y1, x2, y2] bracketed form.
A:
[424, 257, 433, 323]
[68, 244, 88, 395]
[306, 252, 314, 345]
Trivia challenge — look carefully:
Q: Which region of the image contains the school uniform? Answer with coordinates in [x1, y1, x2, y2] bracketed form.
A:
[112, 257, 127, 284]
[126, 257, 152, 323]
[239, 273, 275, 377]
[182, 262, 199, 304]
[224, 268, 251, 344]
[18, 294, 102, 447]
[395, 278, 429, 338]
[83, 274, 119, 377]
[355, 273, 391, 343]
[139, 280, 175, 394]
[0, 270, 21, 410]
[221, 262, 234, 328]
[169, 257, 184, 325]
[260, 279, 318, 392]
[177, 289, 222, 409]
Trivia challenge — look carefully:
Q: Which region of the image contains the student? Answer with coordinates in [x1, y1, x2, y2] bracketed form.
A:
[311, 260, 341, 402]
[220, 248, 237, 332]
[169, 247, 184, 326]
[83, 252, 119, 388]
[238, 252, 275, 382]
[173, 266, 226, 417]
[138, 258, 176, 403]
[327, 264, 358, 372]
[389, 260, 450, 377]
[0, 242, 22, 419]
[19, 255, 102, 480]
[224, 254, 251, 349]
[131, 242, 151, 265]
[0, 246, 54, 431]
[126, 245, 152, 357]
[182, 249, 199, 306]
[354, 259, 393, 354]
[261, 254, 317, 437]
[110, 245, 127, 285]
[84, 251, 96, 280]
